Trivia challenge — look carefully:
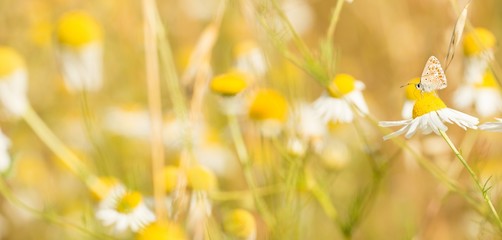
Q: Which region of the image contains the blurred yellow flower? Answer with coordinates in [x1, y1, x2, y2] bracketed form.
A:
[328, 73, 357, 98]
[314, 74, 368, 123]
[56, 11, 104, 92]
[89, 176, 121, 200]
[463, 28, 496, 57]
[475, 70, 499, 89]
[137, 221, 186, 240]
[57, 11, 102, 47]
[116, 191, 143, 213]
[223, 209, 256, 239]
[187, 165, 217, 191]
[210, 71, 248, 96]
[0, 47, 25, 77]
[163, 166, 183, 194]
[248, 89, 288, 122]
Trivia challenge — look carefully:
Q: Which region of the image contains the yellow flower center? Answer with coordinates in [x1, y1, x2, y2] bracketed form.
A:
[404, 78, 421, 100]
[88, 177, 120, 200]
[137, 221, 186, 240]
[163, 166, 182, 194]
[0, 47, 25, 77]
[116, 191, 142, 213]
[412, 93, 447, 118]
[475, 70, 499, 89]
[57, 11, 102, 47]
[248, 89, 288, 122]
[210, 71, 248, 96]
[463, 28, 496, 56]
[187, 165, 217, 191]
[327, 74, 357, 98]
[223, 209, 256, 238]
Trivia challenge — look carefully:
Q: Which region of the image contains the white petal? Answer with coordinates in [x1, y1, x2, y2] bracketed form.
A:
[479, 121, 502, 132]
[383, 124, 411, 140]
[404, 118, 420, 138]
[379, 119, 412, 127]
[475, 88, 502, 117]
[401, 100, 414, 119]
[452, 85, 475, 109]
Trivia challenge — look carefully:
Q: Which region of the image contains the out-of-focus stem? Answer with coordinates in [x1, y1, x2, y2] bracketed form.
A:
[22, 105, 95, 185]
[142, 0, 166, 220]
[227, 115, 275, 226]
[439, 130, 502, 230]
[326, 0, 345, 43]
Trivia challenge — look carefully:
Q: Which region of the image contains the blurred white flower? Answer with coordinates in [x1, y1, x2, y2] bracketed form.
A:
[96, 187, 156, 233]
[234, 40, 268, 77]
[56, 11, 103, 92]
[453, 70, 502, 117]
[462, 28, 496, 85]
[288, 102, 327, 140]
[0, 130, 11, 173]
[0, 47, 29, 117]
[314, 74, 369, 124]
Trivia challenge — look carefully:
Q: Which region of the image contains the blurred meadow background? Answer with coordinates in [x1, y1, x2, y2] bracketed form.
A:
[1, 0, 502, 239]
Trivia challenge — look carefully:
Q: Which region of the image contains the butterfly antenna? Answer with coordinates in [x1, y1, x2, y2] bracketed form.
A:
[400, 83, 412, 88]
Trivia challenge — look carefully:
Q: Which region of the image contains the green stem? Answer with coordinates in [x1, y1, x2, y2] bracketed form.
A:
[22, 105, 95, 185]
[227, 115, 275, 226]
[0, 178, 113, 239]
[310, 180, 338, 221]
[209, 185, 284, 201]
[326, 0, 345, 43]
[439, 130, 502, 230]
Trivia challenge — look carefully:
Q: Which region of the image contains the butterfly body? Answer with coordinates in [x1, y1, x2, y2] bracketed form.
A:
[417, 56, 447, 93]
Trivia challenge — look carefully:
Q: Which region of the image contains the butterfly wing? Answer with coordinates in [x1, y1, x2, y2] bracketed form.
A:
[419, 56, 447, 92]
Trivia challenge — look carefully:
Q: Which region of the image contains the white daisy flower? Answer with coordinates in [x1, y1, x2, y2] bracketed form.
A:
[209, 71, 249, 116]
[186, 166, 216, 239]
[479, 118, 502, 132]
[96, 187, 156, 233]
[453, 70, 502, 117]
[248, 89, 289, 138]
[234, 40, 268, 77]
[0, 130, 11, 173]
[288, 102, 327, 140]
[379, 93, 479, 140]
[463, 28, 496, 85]
[56, 11, 103, 92]
[313, 74, 369, 124]
[0, 47, 29, 117]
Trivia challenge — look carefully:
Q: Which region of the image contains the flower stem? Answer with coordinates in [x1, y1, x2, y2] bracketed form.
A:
[326, 0, 345, 43]
[439, 130, 502, 230]
[22, 105, 95, 185]
[142, 0, 166, 220]
[227, 115, 275, 226]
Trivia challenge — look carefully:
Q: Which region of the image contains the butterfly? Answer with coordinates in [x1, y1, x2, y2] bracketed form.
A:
[416, 56, 447, 93]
